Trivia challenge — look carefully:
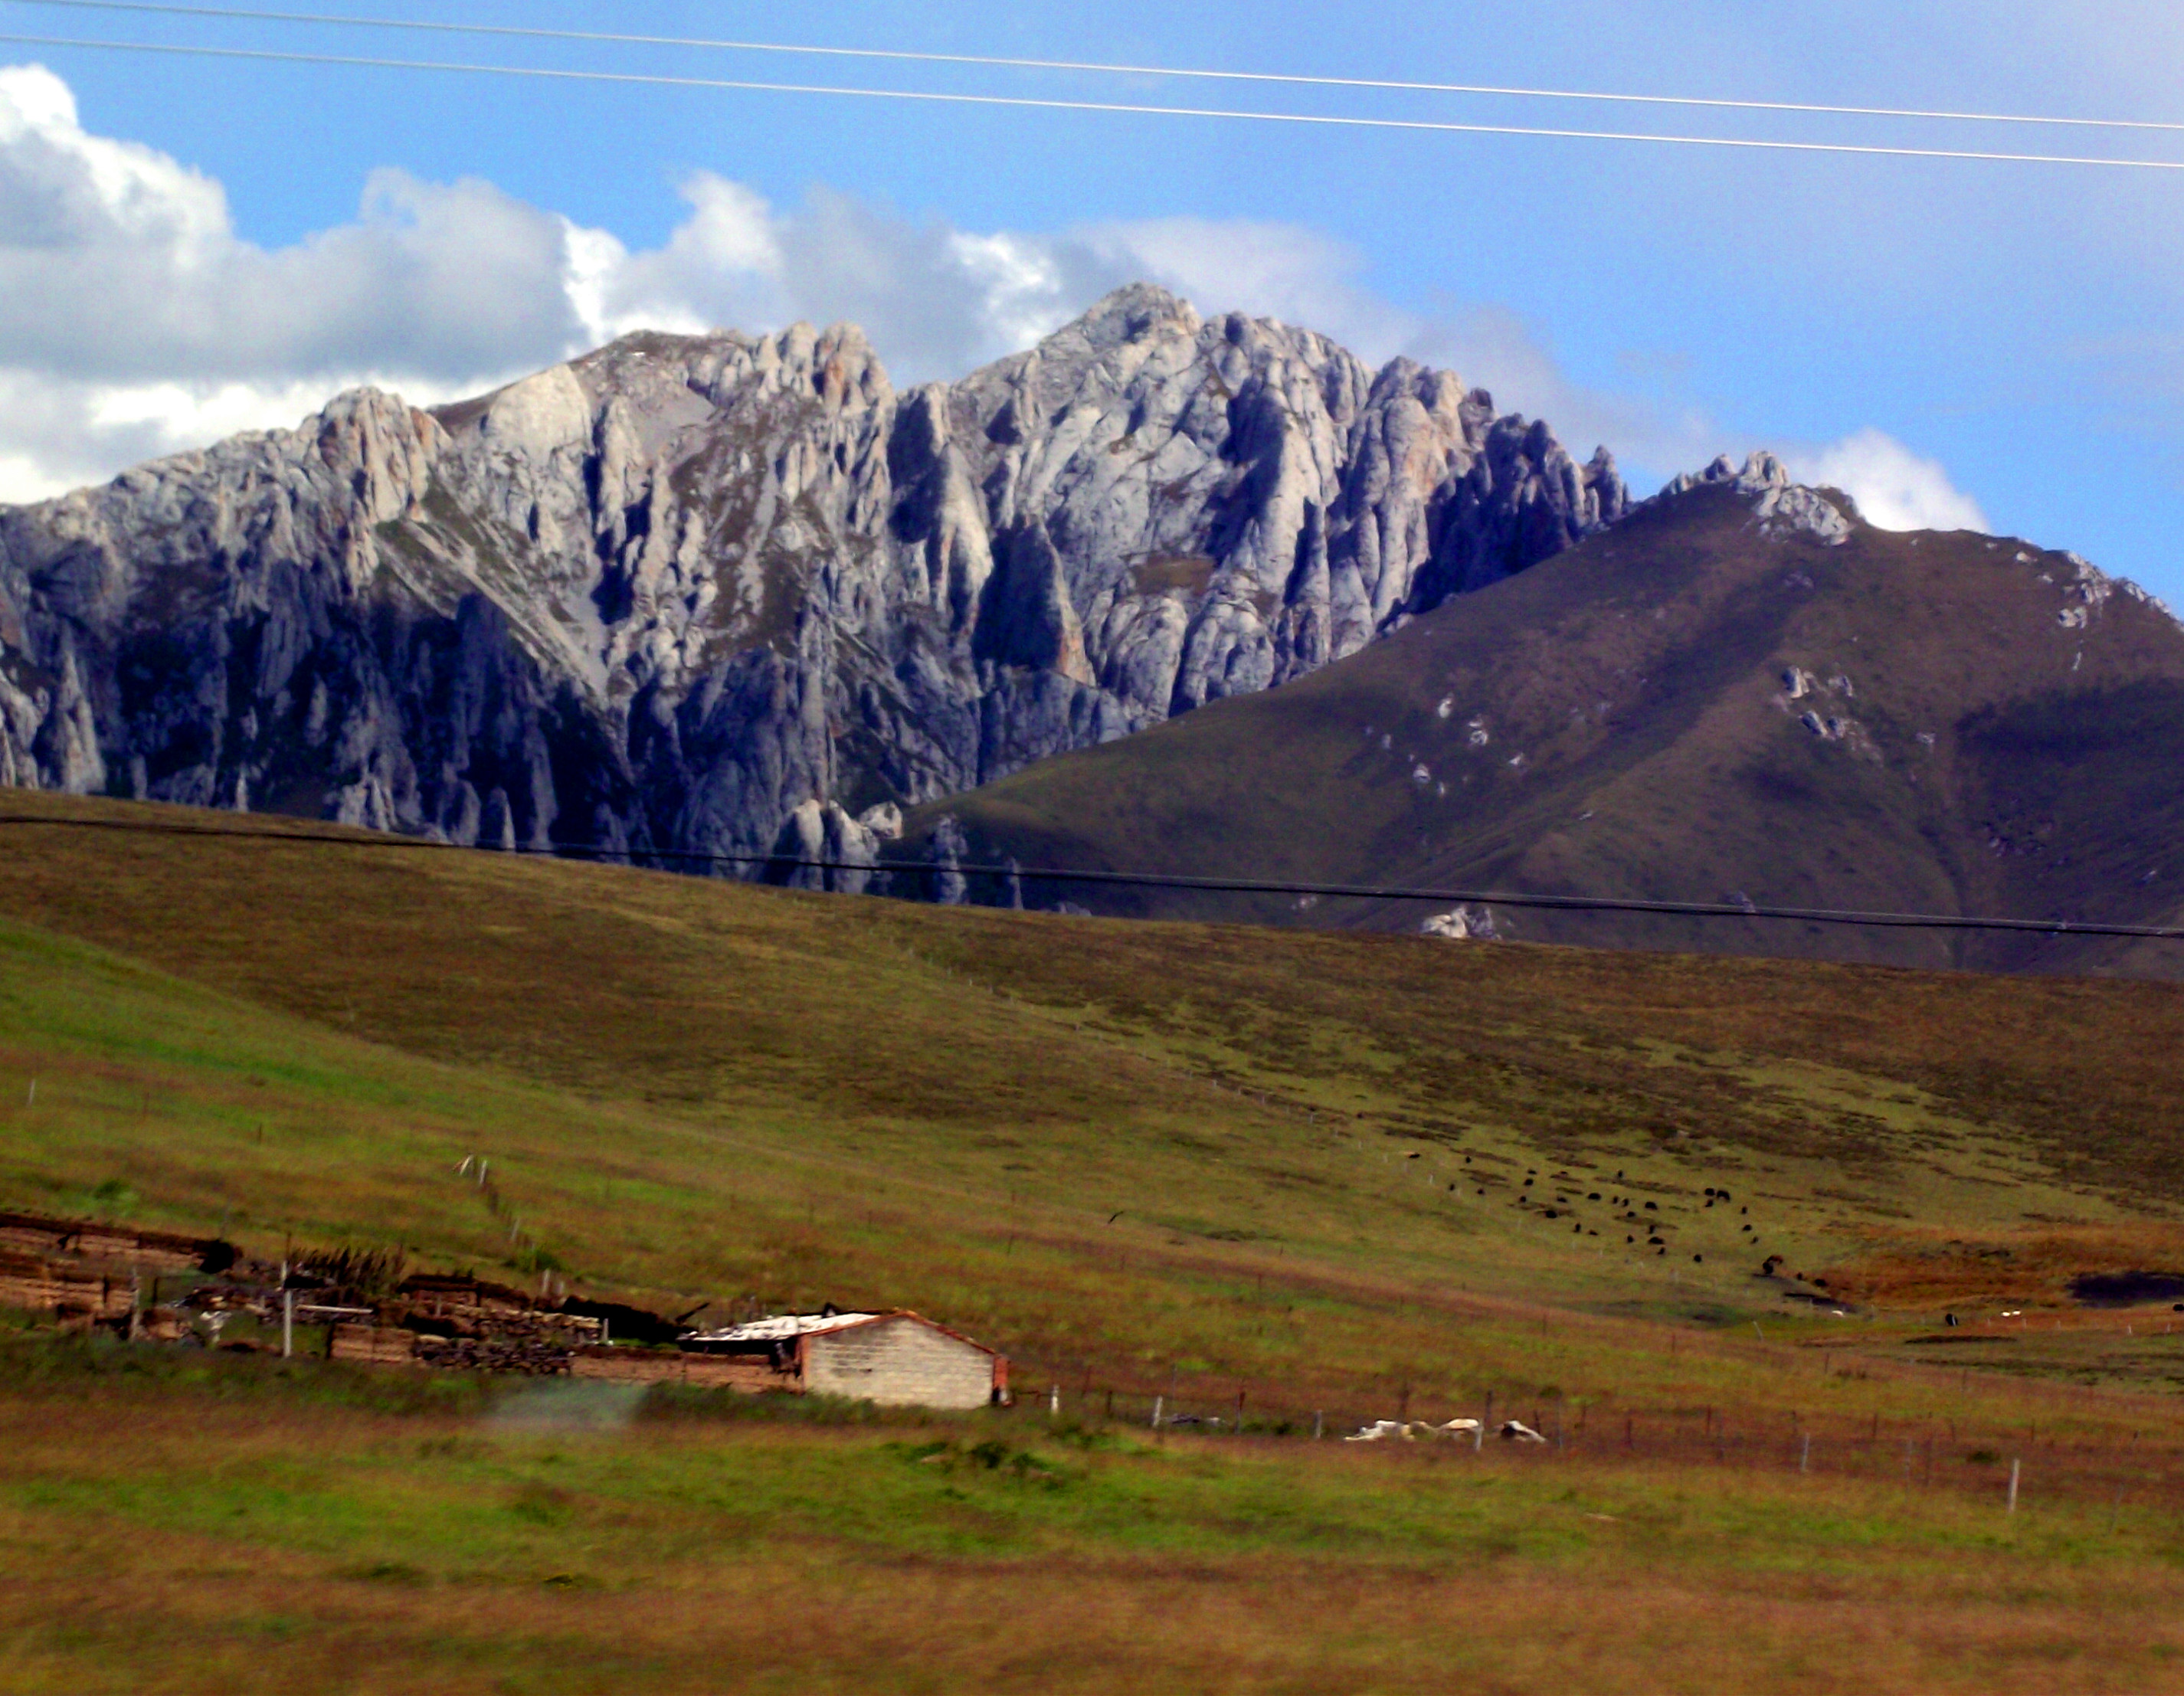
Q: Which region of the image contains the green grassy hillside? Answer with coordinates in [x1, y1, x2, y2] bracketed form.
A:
[899, 484, 2184, 976]
[1, 789, 2182, 1367]
[7, 792, 2184, 1690]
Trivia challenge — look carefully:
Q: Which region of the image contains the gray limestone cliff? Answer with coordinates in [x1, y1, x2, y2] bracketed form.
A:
[0, 283, 1626, 865]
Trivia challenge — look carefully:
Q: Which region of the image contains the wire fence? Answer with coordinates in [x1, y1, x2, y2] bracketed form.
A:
[1003, 1373, 2184, 1514]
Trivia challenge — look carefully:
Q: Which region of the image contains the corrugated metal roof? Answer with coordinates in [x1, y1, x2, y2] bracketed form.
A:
[686, 1311, 881, 1343]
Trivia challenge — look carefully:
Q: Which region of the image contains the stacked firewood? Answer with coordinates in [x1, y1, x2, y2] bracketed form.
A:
[388, 1292, 604, 1375]
[0, 1208, 677, 1378]
[0, 1246, 136, 1321]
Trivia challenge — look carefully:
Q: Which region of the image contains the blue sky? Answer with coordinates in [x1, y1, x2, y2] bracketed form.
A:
[3, 0, 2182, 598]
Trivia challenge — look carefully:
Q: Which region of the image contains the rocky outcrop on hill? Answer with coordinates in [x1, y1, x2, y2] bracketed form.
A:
[890, 462, 2184, 976]
[0, 285, 1623, 860]
[1661, 451, 1852, 545]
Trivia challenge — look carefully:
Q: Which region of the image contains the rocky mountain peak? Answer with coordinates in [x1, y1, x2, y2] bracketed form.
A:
[0, 285, 1629, 864]
[1069, 281, 1204, 349]
[1664, 449, 1797, 499]
[1661, 450, 1852, 546]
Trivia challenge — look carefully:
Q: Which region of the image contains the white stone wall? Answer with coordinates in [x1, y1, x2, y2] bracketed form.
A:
[804, 1316, 995, 1409]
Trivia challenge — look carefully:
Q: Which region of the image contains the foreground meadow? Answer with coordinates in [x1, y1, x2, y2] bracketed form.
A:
[3, 1339, 2183, 1696]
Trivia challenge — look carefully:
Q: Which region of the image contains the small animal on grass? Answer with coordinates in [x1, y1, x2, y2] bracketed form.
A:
[1344, 1418, 1484, 1442]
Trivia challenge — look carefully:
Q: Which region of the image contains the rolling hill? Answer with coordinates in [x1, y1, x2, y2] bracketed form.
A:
[2, 788, 2183, 1349]
[896, 456, 2184, 975]
[5, 792, 2184, 1691]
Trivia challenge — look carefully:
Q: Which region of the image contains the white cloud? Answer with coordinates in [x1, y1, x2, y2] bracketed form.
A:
[0, 64, 580, 387]
[0, 54, 1973, 543]
[1789, 429, 1990, 532]
[0, 57, 1717, 503]
[0, 59, 590, 499]
[0, 363, 503, 506]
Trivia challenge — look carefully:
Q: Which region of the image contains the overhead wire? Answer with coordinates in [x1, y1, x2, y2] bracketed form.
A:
[2, 32, 2182, 171]
[0, 10, 2179, 175]
[1, 813, 2177, 941]
[10, 0, 2184, 138]
[0, 22, 2166, 946]
[0, 17, 2169, 939]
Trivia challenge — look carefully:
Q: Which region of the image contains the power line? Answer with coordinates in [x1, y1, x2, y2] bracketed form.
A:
[11, 0, 2182, 139]
[2, 812, 2177, 941]
[3, 31, 2183, 171]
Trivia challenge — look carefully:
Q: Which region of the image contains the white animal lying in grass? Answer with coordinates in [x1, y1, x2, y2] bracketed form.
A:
[1342, 1418, 1485, 1442]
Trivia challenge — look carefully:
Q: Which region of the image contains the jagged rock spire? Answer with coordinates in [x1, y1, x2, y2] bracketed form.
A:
[0, 288, 1627, 861]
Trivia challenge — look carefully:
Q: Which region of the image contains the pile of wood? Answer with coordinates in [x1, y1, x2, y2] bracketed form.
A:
[0, 1246, 136, 1322]
[395, 1273, 552, 1321]
[0, 1206, 875, 1393]
[568, 1347, 794, 1390]
[378, 1276, 605, 1375]
[0, 1211, 235, 1274]
[0, 1210, 238, 1328]
[329, 1324, 418, 1366]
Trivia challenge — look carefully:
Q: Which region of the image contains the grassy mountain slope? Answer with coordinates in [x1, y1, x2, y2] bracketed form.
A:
[6, 793, 2184, 1691]
[900, 483, 2184, 974]
[2, 790, 2182, 1353]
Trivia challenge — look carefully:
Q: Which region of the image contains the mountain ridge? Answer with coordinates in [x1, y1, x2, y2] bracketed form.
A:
[0, 283, 1624, 863]
[890, 457, 2184, 977]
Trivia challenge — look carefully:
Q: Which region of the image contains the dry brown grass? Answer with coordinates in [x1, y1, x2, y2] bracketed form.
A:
[5, 794, 2184, 1688]
[1831, 1223, 2184, 1308]
[4, 1363, 2184, 1696]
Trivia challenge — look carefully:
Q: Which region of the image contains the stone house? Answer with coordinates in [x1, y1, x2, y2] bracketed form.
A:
[681, 1309, 1009, 1409]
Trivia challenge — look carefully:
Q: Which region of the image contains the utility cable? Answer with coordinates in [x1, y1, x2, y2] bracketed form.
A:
[11, 0, 2184, 138]
[0, 34, 2181, 170]
[1, 812, 2178, 940]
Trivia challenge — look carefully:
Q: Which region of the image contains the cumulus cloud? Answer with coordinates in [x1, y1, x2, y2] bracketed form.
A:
[1789, 429, 1990, 533]
[0, 61, 596, 497]
[572, 175, 1094, 378]
[0, 66, 580, 387]
[0, 58, 1735, 504]
[0, 57, 1736, 506]
[0, 56, 1992, 552]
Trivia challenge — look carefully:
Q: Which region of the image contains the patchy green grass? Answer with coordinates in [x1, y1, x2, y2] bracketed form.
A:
[0, 794, 2182, 1406]
[5, 795, 2184, 1687]
[3, 1341, 2184, 1696]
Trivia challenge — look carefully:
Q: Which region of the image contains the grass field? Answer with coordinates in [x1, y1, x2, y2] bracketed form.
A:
[5, 1340, 2184, 1696]
[2, 792, 2184, 1690]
